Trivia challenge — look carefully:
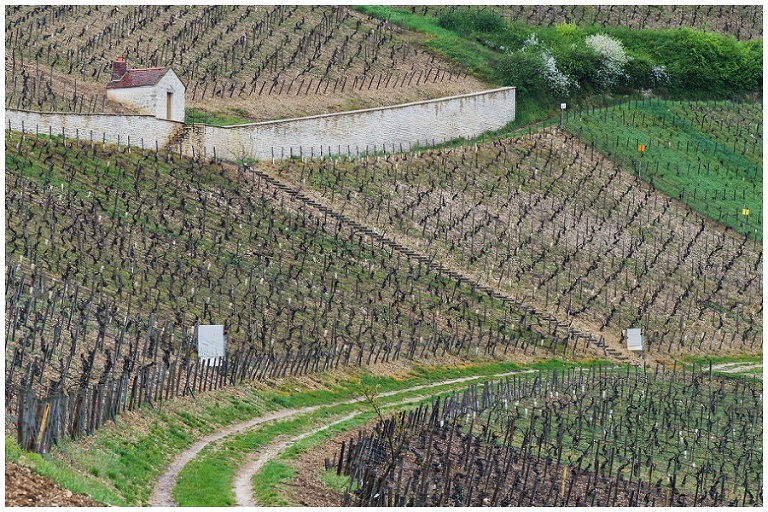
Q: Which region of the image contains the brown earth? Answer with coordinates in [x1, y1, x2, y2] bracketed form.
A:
[5, 461, 104, 507]
[285, 431, 350, 507]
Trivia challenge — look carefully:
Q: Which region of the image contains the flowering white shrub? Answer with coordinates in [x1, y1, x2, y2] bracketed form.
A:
[518, 33, 577, 96]
[540, 51, 577, 96]
[649, 65, 671, 85]
[522, 33, 540, 49]
[585, 33, 632, 90]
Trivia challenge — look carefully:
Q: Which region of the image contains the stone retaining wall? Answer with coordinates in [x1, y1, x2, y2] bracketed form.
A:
[6, 87, 516, 161]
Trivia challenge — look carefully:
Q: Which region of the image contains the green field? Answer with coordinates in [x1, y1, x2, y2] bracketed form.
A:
[564, 98, 762, 238]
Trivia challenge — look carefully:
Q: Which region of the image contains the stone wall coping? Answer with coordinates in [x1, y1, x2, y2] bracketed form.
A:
[203, 87, 517, 129]
[5, 108, 184, 125]
[6, 87, 514, 131]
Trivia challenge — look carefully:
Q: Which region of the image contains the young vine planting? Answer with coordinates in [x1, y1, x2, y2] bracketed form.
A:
[337, 364, 762, 506]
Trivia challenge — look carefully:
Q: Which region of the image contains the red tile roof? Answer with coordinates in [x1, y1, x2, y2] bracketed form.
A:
[107, 67, 170, 89]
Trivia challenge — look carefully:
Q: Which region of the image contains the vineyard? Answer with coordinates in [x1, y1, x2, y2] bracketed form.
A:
[271, 110, 762, 362]
[336, 364, 762, 506]
[4, 5, 485, 121]
[6, 130, 611, 453]
[5, 120, 762, 505]
[4, 3, 763, 508]
[564, 98, 762, 237]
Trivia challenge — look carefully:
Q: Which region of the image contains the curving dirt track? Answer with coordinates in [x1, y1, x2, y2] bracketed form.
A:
[232, 412, 361, 506]
[148, 405, 326, 507]
[710, 362, 763, 377]
[150, 369, 536, 507]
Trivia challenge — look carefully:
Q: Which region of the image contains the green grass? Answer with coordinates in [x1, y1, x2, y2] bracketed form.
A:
[179, 392, 441, 506]
[28, 387, 274, 506]
[173, 408, 352, 506]
[253, 462, 296, 506]
[8, 133, 547, 390]
[16, 358, 574, 506]
[355, 6, 761, 132]
[680, 354, 763, 370]
[5, 436, 128, 506]
[351, 5, 550, 128]
[681, 354, 762, 365]
[221, 363, 610, 506]
[172, 367, 527, 505]
[564, 99, 762, 238]
[185, 108, 253, 126]
[353, 6, 498, 81]
[320, 470, 354, 493]
[260, 358, 599, 410]
[174, 448, 238, 506]
[476, 365, 762, 499]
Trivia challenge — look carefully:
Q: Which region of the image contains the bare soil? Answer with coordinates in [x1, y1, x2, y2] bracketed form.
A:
[150, 366, 538, 506]
[285, 431, 351, 507]
[5, 461, 104, 507]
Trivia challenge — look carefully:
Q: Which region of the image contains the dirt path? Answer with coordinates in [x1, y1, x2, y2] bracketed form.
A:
[148, 405, 322, 507]
[234, 390, 462, 506]
[233, 412, 361, 506]
[149, 369, 537, 506]
[710, 362, 763, 376]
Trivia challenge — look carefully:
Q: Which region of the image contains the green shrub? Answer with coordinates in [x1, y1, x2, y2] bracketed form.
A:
[554, 42, 600, 93]
[555, 22, 579, 39]
[437, 7, 504, 36]
[358, 6, 762, 128]
[494, 50, 547, 95]
[733, 39, 763, 91]
[585, 33, 633, 90]
[491, 22, 535, 50]
[623, 54, 655, 90]
[614, 27, 762, 97]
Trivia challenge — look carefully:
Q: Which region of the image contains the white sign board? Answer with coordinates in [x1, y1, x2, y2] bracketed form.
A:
[198, 324, 226, 366]
[626, 328, 643, 351]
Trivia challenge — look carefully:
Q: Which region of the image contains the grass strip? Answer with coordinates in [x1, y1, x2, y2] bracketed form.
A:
[5, 436, 128, 506]
[11, 358, 604, 505]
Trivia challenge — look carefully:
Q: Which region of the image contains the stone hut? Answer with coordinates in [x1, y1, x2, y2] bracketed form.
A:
[106, 56, 185, 122]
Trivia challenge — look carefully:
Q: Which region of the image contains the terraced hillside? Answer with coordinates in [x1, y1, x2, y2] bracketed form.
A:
[7, 130, 604, 451]
[4, 5, 486, 121]
[564, 99, 762, 238]
[4, 4, 762, 507]
[272, 125, 762, 359]
[337, 364, 762, 507]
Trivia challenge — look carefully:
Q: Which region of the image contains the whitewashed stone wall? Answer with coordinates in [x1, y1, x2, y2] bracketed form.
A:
[6, 87, 516, 161]
[198, 87, 516, 161]
[5, 109, 182, 149]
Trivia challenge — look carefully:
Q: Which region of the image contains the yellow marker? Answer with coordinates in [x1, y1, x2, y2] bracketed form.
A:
[742, 208, 750, 216]
[561, 465, 568, 498]
[37, 403, 51, 450]
[637, 144, 646, 152]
